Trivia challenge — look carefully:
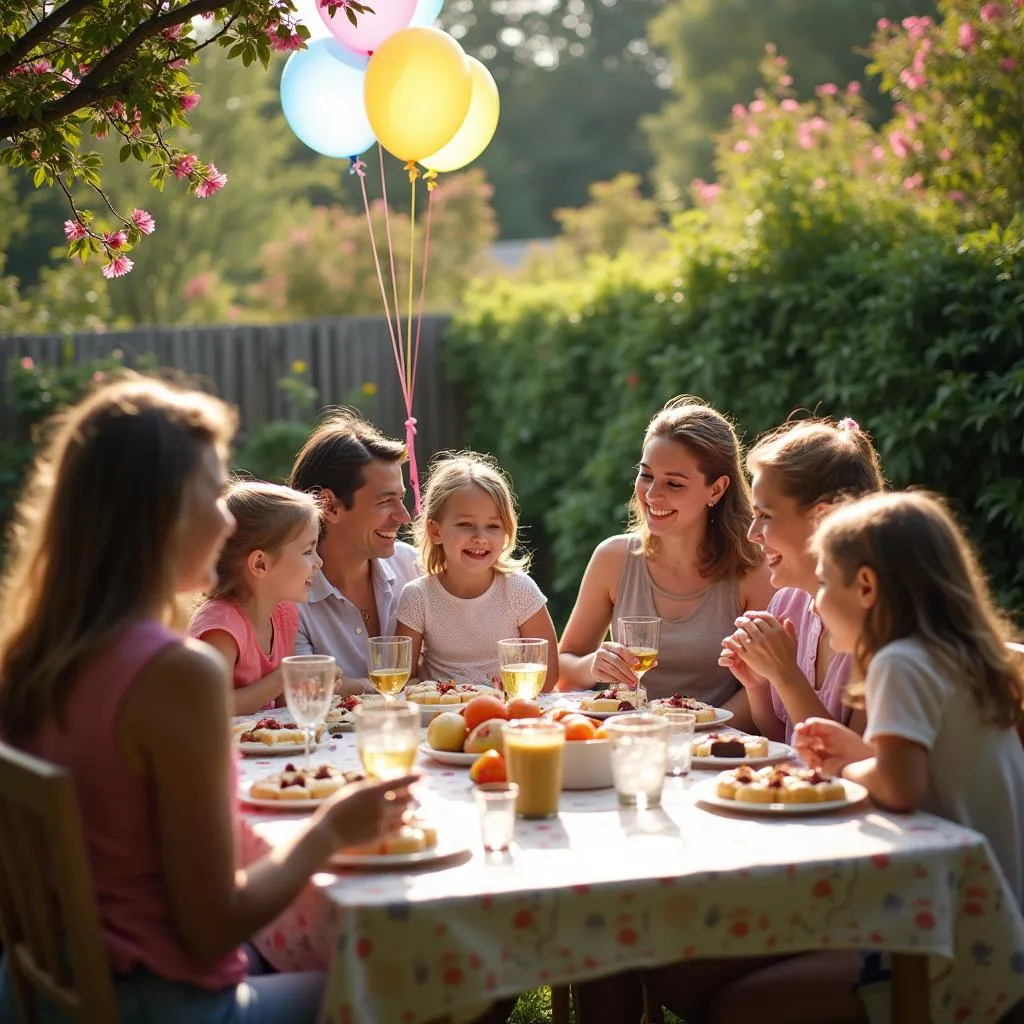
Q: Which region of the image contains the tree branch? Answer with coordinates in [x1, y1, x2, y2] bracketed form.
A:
[0, 0, 95, 79]
[0, 0, 229, 141]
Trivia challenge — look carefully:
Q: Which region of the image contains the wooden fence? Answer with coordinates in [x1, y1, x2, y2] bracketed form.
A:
[1, 315, 463, 459]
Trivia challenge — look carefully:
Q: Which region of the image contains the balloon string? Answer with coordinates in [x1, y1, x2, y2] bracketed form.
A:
[406, 172, 417, 393]
[378, 144, 405, 362]
[411, 173, 437, 399]
[352, 157, 409, 408]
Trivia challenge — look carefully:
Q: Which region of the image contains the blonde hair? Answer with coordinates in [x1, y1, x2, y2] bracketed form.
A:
[813, 490, 1024, 728]
[0, 375, 237, 741]
[747, 417, 885, 508]
[208, 481, 320, 601]
[627, 396, 762, 580]
[413, 452, 528, 576]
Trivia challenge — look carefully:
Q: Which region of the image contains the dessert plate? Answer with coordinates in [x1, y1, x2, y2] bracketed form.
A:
[690, 739, 796, 769]
[693, 778, 868, 815]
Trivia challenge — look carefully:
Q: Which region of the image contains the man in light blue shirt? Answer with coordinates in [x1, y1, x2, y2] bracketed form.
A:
[288, 411, 421, 690]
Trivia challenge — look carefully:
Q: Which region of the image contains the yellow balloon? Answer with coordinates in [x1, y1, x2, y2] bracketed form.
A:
[364, 27, 472, 163]
[421, 57, 499, 173]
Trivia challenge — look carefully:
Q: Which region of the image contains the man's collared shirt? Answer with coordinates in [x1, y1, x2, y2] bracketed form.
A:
[296, 541, 421, 679]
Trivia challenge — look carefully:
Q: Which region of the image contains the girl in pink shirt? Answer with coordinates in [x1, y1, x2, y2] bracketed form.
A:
[0, 377, 417, 1023]
[189, 481, 322, 715]
[719, 417, 884, 742]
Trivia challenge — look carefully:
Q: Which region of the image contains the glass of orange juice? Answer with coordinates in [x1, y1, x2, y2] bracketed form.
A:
[502, 719, 565, 819]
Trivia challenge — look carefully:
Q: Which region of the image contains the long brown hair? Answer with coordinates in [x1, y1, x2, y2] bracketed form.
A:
[0, 375, 236, 740]
[813, 490, 1024, 728]
[208, 482, 320, 601]
[627, 396, 762, 580]
[747, 417, 885, 508]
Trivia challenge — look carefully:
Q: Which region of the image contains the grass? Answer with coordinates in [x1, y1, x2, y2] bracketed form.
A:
[508, 988, 684, 1024]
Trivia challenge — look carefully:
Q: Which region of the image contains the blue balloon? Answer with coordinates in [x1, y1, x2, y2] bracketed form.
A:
[280, 39, 376, 160]
[409, 0, 444, 27]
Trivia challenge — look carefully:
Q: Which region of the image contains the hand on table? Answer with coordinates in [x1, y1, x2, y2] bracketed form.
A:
[336, 675, 377, 697]
[316, 774, 421, 851]
[588, 642, 654, 688]
[723, 612, 799, 685]
[794, 718, 872, 776]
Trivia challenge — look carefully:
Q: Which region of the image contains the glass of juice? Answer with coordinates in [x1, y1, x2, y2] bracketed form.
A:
[366, 635, 412, 702]
[502, 719, 565, 819]
[616, 617, 660, 708]
[605, 713, 669, 809]
[354, 701, 419, 780]
[497, 638, 548, 701]
[281, 654, 336, 767]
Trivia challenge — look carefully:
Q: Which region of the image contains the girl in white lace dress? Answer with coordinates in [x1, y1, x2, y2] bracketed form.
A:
[396, 452, 559, 689]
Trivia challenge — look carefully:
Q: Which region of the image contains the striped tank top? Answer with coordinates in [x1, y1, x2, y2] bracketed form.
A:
[612, 536, 742, 706]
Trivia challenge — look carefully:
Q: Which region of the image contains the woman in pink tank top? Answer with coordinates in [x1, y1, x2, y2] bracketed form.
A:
[0, 378, 420, 1024]
[558, 397, 775, 731]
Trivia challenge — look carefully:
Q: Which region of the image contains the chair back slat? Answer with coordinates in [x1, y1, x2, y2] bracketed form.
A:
[0, 741, 118, 1022]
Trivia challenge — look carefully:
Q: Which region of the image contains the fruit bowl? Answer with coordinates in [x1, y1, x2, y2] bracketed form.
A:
[561, 738, 613, 790]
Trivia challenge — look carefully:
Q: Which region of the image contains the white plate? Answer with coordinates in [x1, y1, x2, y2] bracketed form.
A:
[692, 777, 868, 815]
[691, 739, 796, 769]
[418, 742, 478, 766]
[238, 740, 319, 757]
[328, 839, 469, 870]
[692, 708, 734, 731]
[237, 779, 325, 810]
[579, 706, 638, 720]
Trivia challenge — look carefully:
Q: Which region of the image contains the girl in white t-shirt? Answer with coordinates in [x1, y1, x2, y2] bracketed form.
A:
[396, 452, 559, 689]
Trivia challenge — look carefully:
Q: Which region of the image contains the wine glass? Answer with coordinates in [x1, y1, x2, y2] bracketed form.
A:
[366, 636, 412, 702]
[497, 638, 548, 702]
[281, 654, 335, 767]
[616, 617, 661, 708]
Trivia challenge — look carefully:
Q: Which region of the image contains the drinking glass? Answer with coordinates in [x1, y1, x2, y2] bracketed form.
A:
[354, 701, 420, 780]
[366, 635, 412, 702]
[663, 710, 696, 776]
[605, 713, 669, 809]
[281, 655, 336, 767]
[502, 719, 565, 819]
[474, 782, 519, 852]
[497, 638, 548, 702]
[616, 617, 661, 709]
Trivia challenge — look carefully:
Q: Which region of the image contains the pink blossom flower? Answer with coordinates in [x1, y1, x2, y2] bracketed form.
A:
[746, 123, 760, 137]
[889, 130, 912, 160]
[30, 149, 39, 159]
[900, 69, 926, 90]
[780, 98, 799, 111]
[102, 255, 134, 279]
[812, 178, 826, 191]
[733, 140, 751, 154]
[749, 99, 767, 113]
[731, 103, 747, 119]
[60, 68, 79, 86]
[696, 182, 721, 205]
[1002, 58, 1018, 73]
[130, 209, 156, 235]
[169, 58, 189, 69]
[902, 173, 923, 191]
[173, 154, 198, 179]
[902, 16, 932, 39]
[195, 163, 228, 198]
[980, 3, 1005, 22]
[179, 92, 200, 113]
[20, 357, 34, 370]
[184, 273, 214, 300]
[816, 83, 838, 97]
[939, 148, 953, 161]
[780, 75, 793, 87]
[162, 23, 185, 40]
[104, 230, 127, 249]
[268, 28, 304, 52]
[877, 18, 890, 30]
[871, 145, 886, 161]
[847, 81, 861, 95]
[958, 22, 976, 50]
[947, 190, 966, 202]
[31, 59, 51, 74]
[108, 100, 126, 118]
[63, 219, 88, 241]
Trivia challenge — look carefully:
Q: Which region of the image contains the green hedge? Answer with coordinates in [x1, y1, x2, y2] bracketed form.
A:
[445, 222, 1024, 628]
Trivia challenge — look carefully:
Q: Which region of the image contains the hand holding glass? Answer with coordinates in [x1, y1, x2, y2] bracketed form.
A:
[354, 701, 420, 780]
[616, 617, 660, 707]
[282, 655, 336, 767]
[498, 638, 548, 701]
[367, 635, 412, 701]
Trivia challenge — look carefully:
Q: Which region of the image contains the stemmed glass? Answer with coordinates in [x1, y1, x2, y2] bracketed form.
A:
[616, 616, 661, 709]
[497, 638, 548, 702]
[367, 636, 412, 702]
[281, 654, 336, 767]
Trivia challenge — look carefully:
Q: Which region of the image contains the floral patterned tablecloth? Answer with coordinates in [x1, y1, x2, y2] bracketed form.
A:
[237, 714, 1024, 1024]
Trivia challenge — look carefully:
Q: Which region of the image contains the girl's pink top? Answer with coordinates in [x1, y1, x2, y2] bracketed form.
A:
[188, 599, 299, 710]
[767, 588, 853, 743]
[26, 619, 246, 989]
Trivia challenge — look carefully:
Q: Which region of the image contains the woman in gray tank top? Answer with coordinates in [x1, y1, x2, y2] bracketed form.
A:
[557, 397, 774, 728]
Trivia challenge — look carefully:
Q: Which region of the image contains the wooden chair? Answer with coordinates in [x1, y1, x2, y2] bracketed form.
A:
[0, 741, 117, 1022]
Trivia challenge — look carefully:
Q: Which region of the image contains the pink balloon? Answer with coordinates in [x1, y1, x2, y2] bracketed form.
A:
[317, 0, 418, 56]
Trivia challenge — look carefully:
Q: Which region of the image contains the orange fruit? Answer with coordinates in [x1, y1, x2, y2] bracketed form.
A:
[463, 694, 510, 732]
[469, 749, 507, 785]
[562, 714, 598, 742]
[549, 706, 576, 723]
[506, 698, 543, 720]
[593, 725, 608, 740]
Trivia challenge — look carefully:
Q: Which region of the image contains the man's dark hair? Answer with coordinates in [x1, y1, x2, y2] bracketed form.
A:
[288, 409, 406, 509]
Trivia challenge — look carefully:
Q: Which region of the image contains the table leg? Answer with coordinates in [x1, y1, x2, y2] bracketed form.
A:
[891, 953, 931, 1024]
[551, 984, 572, 1023]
